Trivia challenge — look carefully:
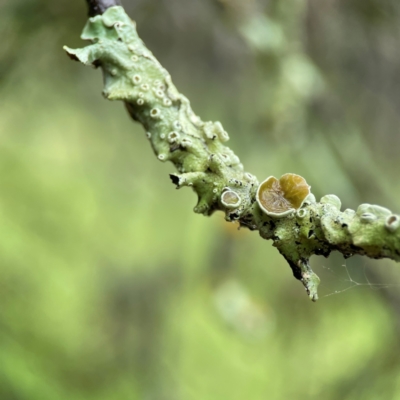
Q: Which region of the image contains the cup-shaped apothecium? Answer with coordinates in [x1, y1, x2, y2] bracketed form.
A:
[221, 190, 241, 209]
[256, 173, 311, 218]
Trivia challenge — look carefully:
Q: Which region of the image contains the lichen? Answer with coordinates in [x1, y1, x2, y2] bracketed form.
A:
[65, 6, 400, 302]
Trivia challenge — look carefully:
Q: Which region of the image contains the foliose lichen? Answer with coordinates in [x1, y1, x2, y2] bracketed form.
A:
[64, 6, 400, 302]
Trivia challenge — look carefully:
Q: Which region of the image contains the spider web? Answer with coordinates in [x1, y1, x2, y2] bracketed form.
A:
[315, 256, 400, 299]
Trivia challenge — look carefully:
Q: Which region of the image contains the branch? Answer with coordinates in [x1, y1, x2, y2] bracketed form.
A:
[86, 0, 121, 17]
[64, 6, 400, 301]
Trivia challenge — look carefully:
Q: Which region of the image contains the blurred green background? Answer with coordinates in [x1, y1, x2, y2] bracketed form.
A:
[2, 0, 400, 399]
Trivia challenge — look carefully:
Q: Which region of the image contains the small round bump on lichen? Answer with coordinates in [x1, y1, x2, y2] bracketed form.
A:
[168, 131, 180, 143]
[146, 131, 151, 139]
[221, 190, 241, 209]
[245, 173, 255, 181]
[343, 209, 356, 219]
[110, 68, 118, 76]
[140, 84, 149, 91]
[357, 204, 391, 218]
[128, 45, 136, 52]
[190, 114, 201, 125]
[296, 208, 308, 219]
[158, 154, 166, 161]
[173, 121, 182, 130]
[138, 92, 144, 98]
[131, 55, 139, 62]
[160, 133, 166, 139]
[256, 173, 311, 218]
[360, 213, 377, 223]
[156, 90, 164, 98]
[181, 138, 192, 147]
[163, 98, 172, 107]
[102, 17, 114, 28]
[154, 80, 161, 86]
[385, 215, 400, 232]
[213, 188, 218, 194]
[137, 98, 144, 105]
[320, 194, 341, 210]
[214, 121, 229, 142]
[132, 74, 142, 84]
[150, 108, 161, 118]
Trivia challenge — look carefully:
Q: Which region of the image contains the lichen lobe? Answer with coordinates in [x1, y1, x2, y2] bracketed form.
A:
[64, 6, 400, 302]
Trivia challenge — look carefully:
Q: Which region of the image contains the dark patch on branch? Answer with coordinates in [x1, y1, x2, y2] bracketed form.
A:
[86, 0, 122, 17]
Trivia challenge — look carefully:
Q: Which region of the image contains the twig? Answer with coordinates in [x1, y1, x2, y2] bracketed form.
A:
[64, 5, 400, 301]
[86, 0, 121, 17]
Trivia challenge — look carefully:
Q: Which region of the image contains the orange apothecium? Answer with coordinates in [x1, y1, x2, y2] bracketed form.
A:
[256, 173, 311, 218]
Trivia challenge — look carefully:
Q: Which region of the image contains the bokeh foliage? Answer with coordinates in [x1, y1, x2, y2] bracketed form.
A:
[1, 0, 400, 399]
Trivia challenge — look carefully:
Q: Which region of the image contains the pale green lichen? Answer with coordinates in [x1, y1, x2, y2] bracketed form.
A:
[221, 190, 242, 209]
[386, 215, 400, 233]
[320, 194, 341, 210]
[65, 6, 400, 302]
